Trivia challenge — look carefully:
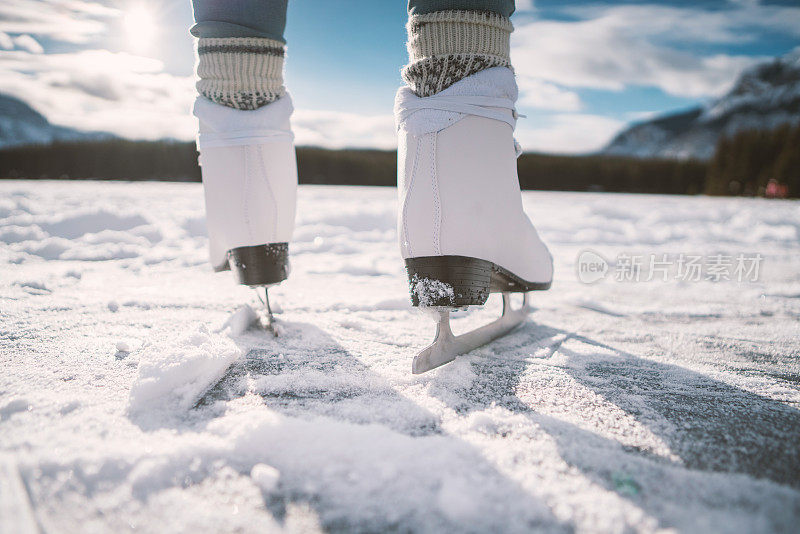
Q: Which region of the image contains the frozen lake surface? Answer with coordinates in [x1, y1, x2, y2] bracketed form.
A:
[1, 181, 799, 533]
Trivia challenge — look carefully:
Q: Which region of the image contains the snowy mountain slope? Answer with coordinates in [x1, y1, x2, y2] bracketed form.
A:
[1, 182, 799, 532]
[0, 94, 112, 148]
[604, 51, 800, 160]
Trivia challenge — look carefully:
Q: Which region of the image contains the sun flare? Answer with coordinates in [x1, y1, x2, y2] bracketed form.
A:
[124, 3, 157, 53]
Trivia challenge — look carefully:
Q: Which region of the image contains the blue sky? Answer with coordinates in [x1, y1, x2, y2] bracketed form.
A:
[1, 0, 799, 153]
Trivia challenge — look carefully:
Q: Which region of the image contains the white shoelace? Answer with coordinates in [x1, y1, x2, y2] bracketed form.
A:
[396, 94, 522, 129]
[396, 93, 525, 157]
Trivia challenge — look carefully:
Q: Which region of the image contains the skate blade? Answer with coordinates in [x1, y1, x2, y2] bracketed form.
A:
[412, 292, 531, 374]
[258, 316, 279, 337]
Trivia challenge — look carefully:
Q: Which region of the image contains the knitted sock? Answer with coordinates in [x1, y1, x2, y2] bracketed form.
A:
[196, 37, 285, 110]
[402, 10, 513, 97]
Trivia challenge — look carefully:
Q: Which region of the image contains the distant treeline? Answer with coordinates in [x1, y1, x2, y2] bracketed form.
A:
[0, 140, 708, 194]
[705, 123, 799, 198]
[0, 125, 797, 197]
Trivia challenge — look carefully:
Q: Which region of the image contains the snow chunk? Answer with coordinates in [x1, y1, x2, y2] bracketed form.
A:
[19, 238, 70, 260]
[38, 209, 149, 239]
[410, 275, 454, 307]
[0, 225, 46, 244]
[0, 454, 39, 534]
[128, 326, 241, 415]
[0, 398, 31, 420]
[13, 280, 48, 292]
[115, 340, 133, 353]
[437, 476, 484, 524]
[250, 463, 280, 493]
[466, 410, 499, 434]
[218, 306, 259, 336]
[58, 401, 81, 415]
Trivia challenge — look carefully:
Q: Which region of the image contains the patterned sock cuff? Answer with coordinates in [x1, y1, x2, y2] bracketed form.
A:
[196, 37, 286, 110]
[402, 10, 513, 97]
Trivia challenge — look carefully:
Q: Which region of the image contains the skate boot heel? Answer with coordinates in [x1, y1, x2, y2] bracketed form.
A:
[405, 256, 493, 307]
[227, 243, 290, 287]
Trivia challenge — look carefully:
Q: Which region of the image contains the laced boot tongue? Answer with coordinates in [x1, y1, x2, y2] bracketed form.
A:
[394, 68, 525, 155]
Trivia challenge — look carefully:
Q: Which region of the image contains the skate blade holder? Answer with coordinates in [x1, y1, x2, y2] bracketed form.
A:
[413, 292, 531, 374]
[254, 284, 280, 337]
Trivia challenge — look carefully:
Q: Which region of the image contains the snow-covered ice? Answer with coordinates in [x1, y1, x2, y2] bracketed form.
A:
[1, 180, 799, 533]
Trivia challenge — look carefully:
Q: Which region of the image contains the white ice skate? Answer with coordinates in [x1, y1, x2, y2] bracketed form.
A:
[395, 68, 553, 373]
[194, 94, 298, 329]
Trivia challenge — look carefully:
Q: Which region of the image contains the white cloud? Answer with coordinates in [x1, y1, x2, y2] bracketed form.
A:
[511, 2, 799, 99]
[0, 49, 196, 140]
[513, 23, 754, 99]
[562, 3, 800, 44]
[12, 34, 43, 53]
[292, 109, 396, 150]
[624, 110, 660, 123]
[0, 31, 13, 50]
[516, 0, 535, 12]
[516, 76, 582, 111]
[516, 114, 625, 154]
[0, 0, 117, 43]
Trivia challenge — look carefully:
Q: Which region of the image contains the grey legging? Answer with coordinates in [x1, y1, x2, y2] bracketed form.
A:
[190, 0, 515, 41]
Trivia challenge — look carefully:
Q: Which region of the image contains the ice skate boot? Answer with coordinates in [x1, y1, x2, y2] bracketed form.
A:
[395, 68, 553, 373]
[194, 94, 297, 329]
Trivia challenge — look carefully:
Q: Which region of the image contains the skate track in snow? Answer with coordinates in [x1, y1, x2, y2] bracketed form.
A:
[1, 181, 799, 533]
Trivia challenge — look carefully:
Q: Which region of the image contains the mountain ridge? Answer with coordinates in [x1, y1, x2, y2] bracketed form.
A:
[603, 51, 800, 160]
